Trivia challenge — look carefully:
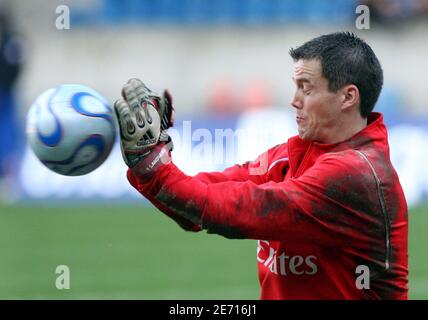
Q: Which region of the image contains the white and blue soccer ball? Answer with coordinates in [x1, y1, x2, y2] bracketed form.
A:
[26, 84, 116, 176]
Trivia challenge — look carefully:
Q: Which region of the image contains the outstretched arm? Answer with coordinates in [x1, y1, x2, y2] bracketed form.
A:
[128, 151, 268, 232]
[127, 155, 262, 232]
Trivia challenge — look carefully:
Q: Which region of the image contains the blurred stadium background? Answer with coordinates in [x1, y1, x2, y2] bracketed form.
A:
[0, 0, 428, 299]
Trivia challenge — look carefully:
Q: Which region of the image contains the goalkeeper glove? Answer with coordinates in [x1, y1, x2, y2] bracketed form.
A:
[114, 78, 162, 168]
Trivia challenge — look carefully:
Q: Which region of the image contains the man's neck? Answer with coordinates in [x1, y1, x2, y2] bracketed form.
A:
[320, 116, 368, 144]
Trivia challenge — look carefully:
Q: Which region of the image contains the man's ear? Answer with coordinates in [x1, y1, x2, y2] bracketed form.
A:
[341, 84, 360, 111]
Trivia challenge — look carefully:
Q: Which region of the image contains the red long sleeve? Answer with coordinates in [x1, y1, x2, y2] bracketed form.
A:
[127, 156, 266, 231]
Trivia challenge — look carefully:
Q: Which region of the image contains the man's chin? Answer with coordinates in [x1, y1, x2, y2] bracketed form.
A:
[298, 130, 315, 142]
[298, 129, 308, 140]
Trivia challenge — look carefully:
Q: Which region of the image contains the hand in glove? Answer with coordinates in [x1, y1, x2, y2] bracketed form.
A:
[114, 78, 163, 168]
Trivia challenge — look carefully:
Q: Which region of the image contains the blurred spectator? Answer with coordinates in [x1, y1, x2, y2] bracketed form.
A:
[361, 0, 428, 25]
[0, 10, 24, 181]
[207, 78, 238, 116]
[240, 79, 273, 111]
[207, 77, 274, 117]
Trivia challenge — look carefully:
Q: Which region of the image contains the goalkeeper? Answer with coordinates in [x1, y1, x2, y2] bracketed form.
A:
[114, 32, 408, 299]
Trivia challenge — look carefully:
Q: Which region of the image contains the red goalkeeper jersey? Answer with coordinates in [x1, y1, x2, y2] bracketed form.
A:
[127, 112, 408, 299]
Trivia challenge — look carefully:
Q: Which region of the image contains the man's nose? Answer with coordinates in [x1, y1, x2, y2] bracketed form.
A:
[290, 92, 302, 109]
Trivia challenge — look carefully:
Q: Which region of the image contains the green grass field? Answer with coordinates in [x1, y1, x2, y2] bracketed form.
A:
[0, 203, 427, 299]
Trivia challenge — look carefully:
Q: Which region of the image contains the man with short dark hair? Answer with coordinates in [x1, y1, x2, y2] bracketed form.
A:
[114, 32, 408, 299]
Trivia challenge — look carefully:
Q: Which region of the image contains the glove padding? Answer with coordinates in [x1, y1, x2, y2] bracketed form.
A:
[114, 79, 162, 168]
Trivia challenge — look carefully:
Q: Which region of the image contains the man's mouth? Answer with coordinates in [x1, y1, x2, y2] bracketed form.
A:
[296, 116, 304, 124]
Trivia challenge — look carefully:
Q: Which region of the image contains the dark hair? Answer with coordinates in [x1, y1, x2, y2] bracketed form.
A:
[289, 32, 383, 118]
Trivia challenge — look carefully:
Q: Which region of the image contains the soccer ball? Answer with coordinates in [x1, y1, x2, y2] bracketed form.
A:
[26, 84, 116, 176]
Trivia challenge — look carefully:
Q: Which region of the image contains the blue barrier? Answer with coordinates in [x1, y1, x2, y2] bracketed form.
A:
[71, 0, 357, 26]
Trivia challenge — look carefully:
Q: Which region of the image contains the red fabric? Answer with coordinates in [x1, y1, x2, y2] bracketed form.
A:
[127, 112, 408, 300]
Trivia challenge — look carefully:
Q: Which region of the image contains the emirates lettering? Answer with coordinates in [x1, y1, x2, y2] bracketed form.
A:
[257, 240, 318, 276]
